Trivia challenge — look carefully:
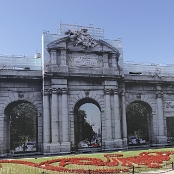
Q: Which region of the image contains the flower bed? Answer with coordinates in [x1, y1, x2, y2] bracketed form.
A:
[0, 151, 174, 173]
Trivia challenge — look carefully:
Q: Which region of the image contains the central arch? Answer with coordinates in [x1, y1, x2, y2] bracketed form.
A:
[73, 98, 102, 152]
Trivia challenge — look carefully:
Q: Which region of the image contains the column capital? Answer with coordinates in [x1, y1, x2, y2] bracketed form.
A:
[113, 88, 118, 94]
[156, 92, 163, 98]
[118, 88, 125, 96]
[43, 89, 51, 96]
[62, 88, 68, 94]
[51, 88, 58, 94]
[104, 88, 111, 94]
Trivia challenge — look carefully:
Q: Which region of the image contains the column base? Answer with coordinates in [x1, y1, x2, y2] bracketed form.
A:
[60, 142, 71, 152]
[103, 140, 114, 150]
[43, 143, 51, 153]
[59, 65, 68, 72]
[113, 139, 123, 148]
[51, 64, 58, 71]
[156, 136, 167, 145]
[48, 143, 61, 153]
[122, 138, 128, 147]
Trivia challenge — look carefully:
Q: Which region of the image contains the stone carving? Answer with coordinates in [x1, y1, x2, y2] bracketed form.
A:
[18, 92, 24, 98]
[65, 28, 97, 49]
[165, 101, 174, 108]
[71, 53, 99, 67]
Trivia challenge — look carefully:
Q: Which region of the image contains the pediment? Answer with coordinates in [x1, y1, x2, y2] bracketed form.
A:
[47, 29, 120, 57]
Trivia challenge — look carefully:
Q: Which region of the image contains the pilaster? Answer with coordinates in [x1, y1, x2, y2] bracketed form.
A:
[60, 50, 67, 66]
[50, 50, 57, 64]
[43, 89, 51, 144]
[104, 89, 112, 140]
[51, 88, 59, 143]
[113, 88, 122, 147]
[61, 88, 69, 142]
[103, 54, 109, 68]
[156, 85, 166, 144]
[120, 89, 127, 147]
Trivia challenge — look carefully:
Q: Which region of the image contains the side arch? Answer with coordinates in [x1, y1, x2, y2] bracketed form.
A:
[2, 98, 42, 154]
[125, 94, 156, 113]
[126, 99, 154, 145]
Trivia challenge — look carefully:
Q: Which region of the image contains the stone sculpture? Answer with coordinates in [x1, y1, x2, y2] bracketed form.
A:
[65, 28, 97, 49]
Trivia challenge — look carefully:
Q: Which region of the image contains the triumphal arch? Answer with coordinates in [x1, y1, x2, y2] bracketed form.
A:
[42, 24, 169, 153]
[42, 25, 127, 153]
[0, 23, 173, 155]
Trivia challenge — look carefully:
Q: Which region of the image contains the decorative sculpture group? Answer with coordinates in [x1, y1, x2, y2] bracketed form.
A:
[65, 28, 97, 49]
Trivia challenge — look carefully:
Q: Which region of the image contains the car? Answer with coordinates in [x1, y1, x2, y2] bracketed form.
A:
[26, 142, 35, 151]
[78, 141, 89, 148]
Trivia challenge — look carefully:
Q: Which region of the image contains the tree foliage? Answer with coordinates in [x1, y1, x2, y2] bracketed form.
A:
[126, 102, 149, 140]
[77, 110, 95, 141]
[10, 103, 37, 150]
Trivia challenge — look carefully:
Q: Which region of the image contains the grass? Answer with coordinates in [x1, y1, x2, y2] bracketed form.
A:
[0, 147, 174, 174]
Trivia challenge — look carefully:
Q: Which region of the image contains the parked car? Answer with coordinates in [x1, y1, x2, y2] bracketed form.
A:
[78, 141, 88, 148]
[128, 136, 146, 145]
[26, 142, 36, 151]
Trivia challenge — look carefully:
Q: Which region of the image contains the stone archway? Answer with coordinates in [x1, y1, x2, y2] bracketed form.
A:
[126, 101, 153, 145]
[73, 98, 102, 152]
[4, 100, 39, 154]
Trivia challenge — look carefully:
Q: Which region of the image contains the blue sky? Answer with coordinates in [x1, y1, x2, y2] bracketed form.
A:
[0, 0, 174, 64]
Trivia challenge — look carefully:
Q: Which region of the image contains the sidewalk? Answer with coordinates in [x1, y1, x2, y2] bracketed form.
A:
[141, 169, 174, 174]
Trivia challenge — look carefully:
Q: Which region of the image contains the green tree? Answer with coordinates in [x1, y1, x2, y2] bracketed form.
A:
[77, 110, 95, 141]
[126, 102, 149, 140]
[10, 103, 37, 150]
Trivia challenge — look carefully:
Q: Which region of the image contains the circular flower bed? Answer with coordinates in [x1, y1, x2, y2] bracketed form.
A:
[0, 151, 174, 173]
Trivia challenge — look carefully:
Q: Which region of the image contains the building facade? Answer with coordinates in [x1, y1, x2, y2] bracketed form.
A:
[0, 23, 174, 155]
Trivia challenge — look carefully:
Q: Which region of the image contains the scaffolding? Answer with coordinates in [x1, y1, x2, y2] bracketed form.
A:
[124, 61, 174, 77]
[0, 55, 42, 70]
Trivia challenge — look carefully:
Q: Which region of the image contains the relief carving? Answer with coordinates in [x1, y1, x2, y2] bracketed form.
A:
[165, 101, 174, 108]
[70, 53, 99, 67]
[65, 28, 97, 49]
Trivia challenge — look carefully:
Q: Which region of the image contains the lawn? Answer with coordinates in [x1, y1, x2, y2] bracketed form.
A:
[0, 147, 174, 174]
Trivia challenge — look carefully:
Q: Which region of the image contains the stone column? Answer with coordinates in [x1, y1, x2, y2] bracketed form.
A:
[111, 54, 117, 68]
[104, 89, 112, 140]
[62, 88, 69, 142]
[113, 88, 122, 147]
[0, 117, 4, 154]
[58, 89, 62, 142]
[121, 89, 127, 146]
[156, 85, 166, 144]
[60, 50, 67, 66]
[51, 88, 59, 143]
[61, 88, 70, 152]
[43, 89, 51, 143]
[103, 54, 109, 68]
[50, 50, 57, 64]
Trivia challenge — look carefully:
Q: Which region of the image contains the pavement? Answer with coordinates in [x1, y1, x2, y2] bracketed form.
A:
[141, 169, 174, 174]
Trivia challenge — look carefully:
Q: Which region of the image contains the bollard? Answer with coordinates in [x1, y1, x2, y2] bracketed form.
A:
[132, 165, 135, 174]
[172, 162, 174, 170]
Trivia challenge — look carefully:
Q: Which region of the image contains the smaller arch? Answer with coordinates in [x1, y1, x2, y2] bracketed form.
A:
[5, 100, 32, 116]
[125, 94, 154, 112]
[4, 100, 39, 154]
[126, 100, 153, 146]
[127, 100, 152, 112]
